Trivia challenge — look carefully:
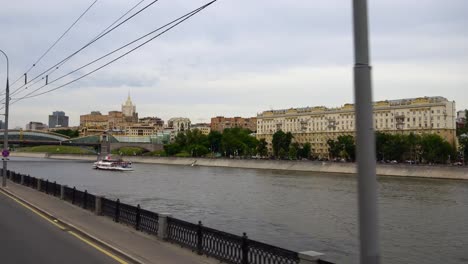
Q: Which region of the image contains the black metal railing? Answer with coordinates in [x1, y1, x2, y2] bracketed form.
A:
[202, 225, 243, 263]
[139, 208, 159, 235]
[5, 170, 333, 264]
[102, 197, 118, 220]
[167, 217, 199, 251]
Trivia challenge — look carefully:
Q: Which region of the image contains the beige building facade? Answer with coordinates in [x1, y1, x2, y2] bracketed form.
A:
[256, 96, 456, 158]
[191, 123, 211, 135]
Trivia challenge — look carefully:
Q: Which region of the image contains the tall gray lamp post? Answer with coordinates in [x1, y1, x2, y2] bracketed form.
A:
[352, 0, 381, 263]
[0, 49, 9, 188]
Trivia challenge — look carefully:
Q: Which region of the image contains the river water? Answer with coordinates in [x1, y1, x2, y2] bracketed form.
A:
[7, 157, 468, 264]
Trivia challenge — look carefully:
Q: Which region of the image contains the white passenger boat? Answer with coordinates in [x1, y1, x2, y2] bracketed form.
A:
[93, 155, 133, 171]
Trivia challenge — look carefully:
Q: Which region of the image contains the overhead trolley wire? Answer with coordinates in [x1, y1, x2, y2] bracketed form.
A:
[6, 0, 160, 100]
[5, 0, 147, 100]
[7, 0, 218, 107]
[8, 0, 99, 88]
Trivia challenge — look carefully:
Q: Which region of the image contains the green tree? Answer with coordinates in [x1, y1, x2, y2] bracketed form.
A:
[163, 143, 182, 156]
[257, 138, 268, 157]
[272, 131, 293, 158]
[419, 134, 454, 163]
[208, 131, 222, 153]
[289, 142, 300, 160]
[298, 142, 312, 159]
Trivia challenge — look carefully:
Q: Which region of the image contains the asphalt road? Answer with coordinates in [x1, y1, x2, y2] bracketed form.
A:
[0, 191, 120, 264]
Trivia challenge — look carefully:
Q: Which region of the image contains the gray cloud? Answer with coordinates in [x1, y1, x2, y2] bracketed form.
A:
[0, 0, 466, 127]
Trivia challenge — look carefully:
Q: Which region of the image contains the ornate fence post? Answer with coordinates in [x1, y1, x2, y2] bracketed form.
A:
[83, 190, 88, 209]
[241, 233, 249, 264]
[135, 204, 141, 230]
[37, 178, 42, 191]
[20, 174, 24, 185]
[60, 185, 67, 200]
[298, 251, 325, 264]
[72, 187, 76, 204]
[197, 221, 203, 255]
[115, 199, 120, 222]
[95, 196, 102, 215]
[157, 213, 172, 240]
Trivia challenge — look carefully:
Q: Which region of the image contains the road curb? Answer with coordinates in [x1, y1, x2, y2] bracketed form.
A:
[0, 184, 145, 264]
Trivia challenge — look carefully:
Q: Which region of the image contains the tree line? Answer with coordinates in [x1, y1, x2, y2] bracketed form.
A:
[160, 126, 460, 164]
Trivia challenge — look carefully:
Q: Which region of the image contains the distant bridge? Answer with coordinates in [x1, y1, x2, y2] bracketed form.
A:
[0, 130, 163, 152]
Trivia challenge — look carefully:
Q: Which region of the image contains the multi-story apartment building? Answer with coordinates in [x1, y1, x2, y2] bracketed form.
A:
[256, 96, 456, 158]
[210, 116, 257, 133]
[48, 111, 69, 128]
[191, 123, 211, 135]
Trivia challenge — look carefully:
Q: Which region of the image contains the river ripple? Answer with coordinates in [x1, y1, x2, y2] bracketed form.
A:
[8, 157, 468, 264]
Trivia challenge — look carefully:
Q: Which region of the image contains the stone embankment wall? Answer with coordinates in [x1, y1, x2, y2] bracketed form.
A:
[11, 152, 468, 180]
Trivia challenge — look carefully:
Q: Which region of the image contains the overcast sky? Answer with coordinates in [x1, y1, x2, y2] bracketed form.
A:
[0, 0, 467, 128]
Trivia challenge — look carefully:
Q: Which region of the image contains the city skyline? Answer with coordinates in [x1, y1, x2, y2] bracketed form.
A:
[1, 0, 466, 128]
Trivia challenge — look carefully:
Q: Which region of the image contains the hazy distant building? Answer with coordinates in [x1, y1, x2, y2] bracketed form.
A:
[80, 111, 108, 129]
[122, 94, 138, 122]
[210, 116, 257, 133]
[457, 110, 467, 128]
[167, 117, 191, 133]
[26, 121, 48, 130]
[48, 111, 69, 128]
[256, 96, 456, 158]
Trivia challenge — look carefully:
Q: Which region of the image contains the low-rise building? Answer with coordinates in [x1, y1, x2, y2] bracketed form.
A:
[457, 110, 466, 129]
[256, 96, 456, 158]
[26, 122, 48, 131]
[210, 116, 257, 133]
[191, 123, 211, 135]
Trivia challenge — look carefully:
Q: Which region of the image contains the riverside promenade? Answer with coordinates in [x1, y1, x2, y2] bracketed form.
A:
[0, 181, 218, 264]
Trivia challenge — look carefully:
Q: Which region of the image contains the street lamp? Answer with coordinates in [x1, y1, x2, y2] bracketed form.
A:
[0, 49, 10, 188]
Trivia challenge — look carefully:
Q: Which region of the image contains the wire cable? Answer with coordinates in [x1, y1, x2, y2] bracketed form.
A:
[8, 0, 99, 88]
[5, 0, 147, 100]
[7, 0, 160, 99]
[8, 0, 217, 107]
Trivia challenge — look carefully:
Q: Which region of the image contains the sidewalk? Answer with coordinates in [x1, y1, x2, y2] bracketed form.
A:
[2, 181, 218, 264]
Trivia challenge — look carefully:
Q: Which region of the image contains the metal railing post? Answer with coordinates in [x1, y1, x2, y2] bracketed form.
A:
[157, 213, 171, 240]
[45, 179, 49, 194]
[241, 233, 249, 264]
[60, 185, 66, 200]
[72, 187, 76, 204]
[95, 196, 102, 215]
[197, 221, 203, 255]
[53, 181, 57, 196]
[135, 204, 141, 230]
[20, 174, 24, 185]
[115, 199, 120, 222]
[37, 178, 42, 191]
[298, 251, 325, 264]
[83, 190, 88, 209]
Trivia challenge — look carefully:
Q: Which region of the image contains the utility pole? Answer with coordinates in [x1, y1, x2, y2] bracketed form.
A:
[352, 1, 381, 263]
[0, 49, 9, 188]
